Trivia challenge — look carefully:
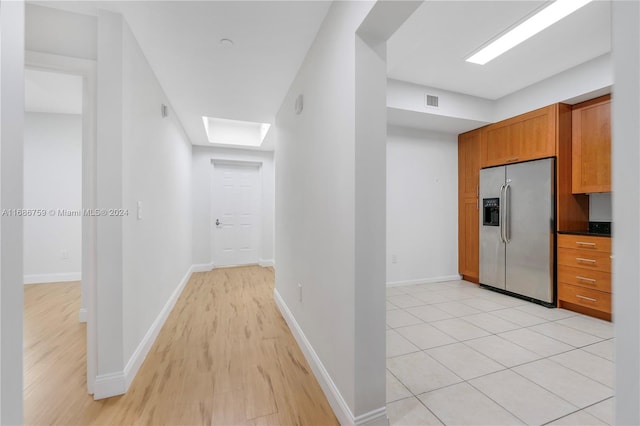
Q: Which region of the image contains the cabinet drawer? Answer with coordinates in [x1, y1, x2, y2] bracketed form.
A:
[558, 265, 611, 293]
[558, 248, 611, 272]
[557, 234, 611, 252]
[558, 283, 611, 314]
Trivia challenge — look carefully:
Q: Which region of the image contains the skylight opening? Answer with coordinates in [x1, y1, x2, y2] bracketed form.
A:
[202, 116, 271, 147]
[466, 0, 594, 65]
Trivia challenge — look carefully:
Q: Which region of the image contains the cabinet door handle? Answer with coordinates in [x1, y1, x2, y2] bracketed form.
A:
[576, 276, 596, 283]
[576, 241, 596, 247]
[506, 157, 519, 162]
[576, 257, 596, 263]
[576, 294, 597, 302]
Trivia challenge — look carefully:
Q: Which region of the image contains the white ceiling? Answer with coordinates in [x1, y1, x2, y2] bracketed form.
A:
[31, 1, 612, 142]
[24, 68, 83, 114]
[35, 1, 331, 148]
[388, 0, 612, 100]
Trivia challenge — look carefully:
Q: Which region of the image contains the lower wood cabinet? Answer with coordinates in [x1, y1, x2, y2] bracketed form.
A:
[459, 198, 479, 282]
[558, 283, 612, 315]
[557, 234, 612, 321]
[458, 129, 481, 282]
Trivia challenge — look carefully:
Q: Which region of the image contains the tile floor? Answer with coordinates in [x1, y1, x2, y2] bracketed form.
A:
[386, 280, 614, 426]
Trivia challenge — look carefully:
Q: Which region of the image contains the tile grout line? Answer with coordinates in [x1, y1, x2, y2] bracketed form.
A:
[463, 376, 531, 425]
[581, 396, 615, 425]
[386, 280, 615, 426]
[539, 397, 613, 425]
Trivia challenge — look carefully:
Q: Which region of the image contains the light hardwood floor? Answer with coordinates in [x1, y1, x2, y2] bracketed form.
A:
[24, 266, 338, 425]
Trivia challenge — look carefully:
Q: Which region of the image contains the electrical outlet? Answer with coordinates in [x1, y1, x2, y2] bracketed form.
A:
[298, 283, 302, 303]
[391, 254, 398, 264]
[61, 250, 69, 260]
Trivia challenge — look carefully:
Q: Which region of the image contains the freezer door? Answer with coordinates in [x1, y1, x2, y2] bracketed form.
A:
[505, 158, 555, 303]
[479, 166, 506, 290]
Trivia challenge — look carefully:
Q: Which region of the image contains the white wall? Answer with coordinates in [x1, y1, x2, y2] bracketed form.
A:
[274, 1, 394, 422]
[0, 1, 25, 422]
[192, 146, 274, 268]
[388, 53, 613, 133]
[23, 112, 82, 283]
[94, 10, 193, 397]
[387, 79, 494, 123]
[589, 193, 612, 222]
[26, 3, 97, 60]
[386, 126, 459, 286]
[275, 2, 359, 413]
[120, 17, 193, 374]
[494, 53, 613, 121]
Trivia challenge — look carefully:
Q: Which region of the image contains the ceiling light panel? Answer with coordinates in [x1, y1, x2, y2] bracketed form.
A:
[466, 0, 594, 65]
[202, 116, 271, 147]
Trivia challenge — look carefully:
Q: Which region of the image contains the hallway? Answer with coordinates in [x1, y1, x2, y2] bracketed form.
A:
[24, 267, 337, 425]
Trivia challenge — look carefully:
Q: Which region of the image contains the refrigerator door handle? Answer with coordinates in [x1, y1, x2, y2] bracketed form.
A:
[504, 183, 511, 243]
[499, 183, 506, 243]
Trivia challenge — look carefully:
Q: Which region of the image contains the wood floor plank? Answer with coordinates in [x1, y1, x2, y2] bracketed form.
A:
[24, 266, 338, 426]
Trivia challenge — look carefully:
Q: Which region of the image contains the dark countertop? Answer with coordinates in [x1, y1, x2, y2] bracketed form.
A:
[558, 230, 611, 238]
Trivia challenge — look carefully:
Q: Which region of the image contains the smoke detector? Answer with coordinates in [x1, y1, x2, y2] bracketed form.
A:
[220, 38, 234, 48]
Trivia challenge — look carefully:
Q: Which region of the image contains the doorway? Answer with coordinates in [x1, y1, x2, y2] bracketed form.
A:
[23, 67, 86, 422]
[23, 49, 98, 405]
[211, 160, 262, 267]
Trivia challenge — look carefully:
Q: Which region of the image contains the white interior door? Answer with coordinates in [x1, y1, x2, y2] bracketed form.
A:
[212, 162, 261, 267]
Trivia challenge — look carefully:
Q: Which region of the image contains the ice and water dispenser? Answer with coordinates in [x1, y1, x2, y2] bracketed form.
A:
[483, 198, 500, 226]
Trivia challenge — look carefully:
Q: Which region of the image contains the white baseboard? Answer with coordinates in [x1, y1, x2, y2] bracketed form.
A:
[274, 289, 352, 424]
[274, 289, 384, 425]
[79, 308, 87, 323]
[24, 272, 81, 284]
[122, 264, 196, 390]
[93, 371, 126, 400]
[259, 259, 275, 267]
[355, 407, 389, 426]
[192, 263, 214, 273]
[93, 264, 196, 400]
[386, 274, 462, 288]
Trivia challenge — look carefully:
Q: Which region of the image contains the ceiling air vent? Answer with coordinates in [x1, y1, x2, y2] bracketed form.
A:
[425, 94, 439, 108]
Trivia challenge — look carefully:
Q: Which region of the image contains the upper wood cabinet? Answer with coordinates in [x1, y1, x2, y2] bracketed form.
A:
[481, 105, 557, 168]
[572, 95, 611, 194]
[556, 103, 590, 232]
[458, 128, 481, 283]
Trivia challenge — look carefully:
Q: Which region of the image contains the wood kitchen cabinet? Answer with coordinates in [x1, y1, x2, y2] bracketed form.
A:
[458, 102, 590, 285]
[480, 102, 588, 232]
[481, 104, 557, 168]
[557, 233, 612, 321]
[458, 128, 481, 283]
[572, 95, 611, 193]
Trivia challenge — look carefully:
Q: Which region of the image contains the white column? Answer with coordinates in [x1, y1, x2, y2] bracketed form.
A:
[0, 0, 25, 423]
[612, 1, 640, 424]
[95, 9, 125, 396]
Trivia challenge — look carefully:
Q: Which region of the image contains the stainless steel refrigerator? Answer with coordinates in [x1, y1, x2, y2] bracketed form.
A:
[479, 158, 555, 305]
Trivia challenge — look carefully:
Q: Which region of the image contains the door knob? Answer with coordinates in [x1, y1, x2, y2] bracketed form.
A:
[215, 219, 221, 226]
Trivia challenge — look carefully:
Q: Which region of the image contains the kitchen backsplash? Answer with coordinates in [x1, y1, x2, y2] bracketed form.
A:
[588, 221, 611, 235]
[589, 192, 612, 222]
